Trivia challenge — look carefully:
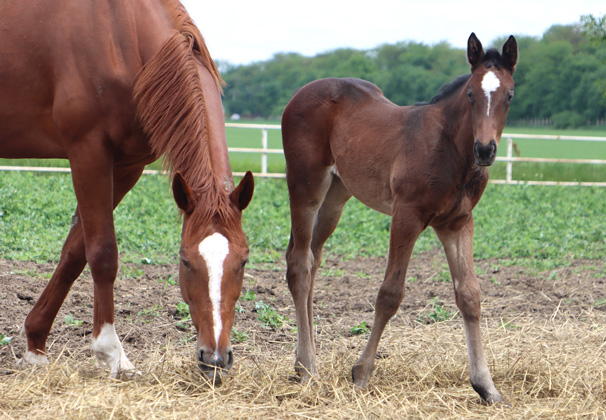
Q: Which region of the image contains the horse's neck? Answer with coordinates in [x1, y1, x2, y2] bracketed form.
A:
[196, 63, 235, 193]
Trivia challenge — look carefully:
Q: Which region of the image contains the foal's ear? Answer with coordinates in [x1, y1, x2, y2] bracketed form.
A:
[230, 171, 254, 211]
[501, 35, 518, 74]
[467, 32, 484, 70]
[172, 172, 197, 214]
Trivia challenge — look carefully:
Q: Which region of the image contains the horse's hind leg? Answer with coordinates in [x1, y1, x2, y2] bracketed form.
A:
[21, 215, 87, 366]
[434, 217, 505, 404]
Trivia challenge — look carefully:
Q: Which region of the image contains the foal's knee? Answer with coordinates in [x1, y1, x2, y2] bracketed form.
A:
[376, 282, 405, 317]
[455, 285, 482, 320]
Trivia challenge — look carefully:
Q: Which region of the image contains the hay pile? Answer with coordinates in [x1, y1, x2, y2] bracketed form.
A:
[2, 310, 605, 419]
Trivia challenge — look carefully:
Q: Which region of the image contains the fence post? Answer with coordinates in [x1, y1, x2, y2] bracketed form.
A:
[261, 128, 268, 175]
[506, 136, 513, 183]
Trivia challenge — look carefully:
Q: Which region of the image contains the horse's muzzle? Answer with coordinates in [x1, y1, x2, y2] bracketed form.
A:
[473, 139, 497, 166]
[197, 349, 234, 384]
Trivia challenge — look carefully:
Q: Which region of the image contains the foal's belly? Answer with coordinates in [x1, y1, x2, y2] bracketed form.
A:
[333, 164, 393, 216]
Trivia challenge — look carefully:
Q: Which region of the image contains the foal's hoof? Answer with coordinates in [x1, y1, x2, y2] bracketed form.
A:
[351, 363, 372, 388]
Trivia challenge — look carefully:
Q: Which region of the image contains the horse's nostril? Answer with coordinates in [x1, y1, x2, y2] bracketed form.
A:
[209, 352, 224, 367]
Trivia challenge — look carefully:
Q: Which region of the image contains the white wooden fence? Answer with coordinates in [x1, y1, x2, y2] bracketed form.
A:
[2, 124, 606, 187]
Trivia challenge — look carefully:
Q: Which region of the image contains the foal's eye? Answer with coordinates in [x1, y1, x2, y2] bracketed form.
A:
[181, 258, 191, 269]
[506, 90, 514, 104]
[240, 258, 249, 269]
[466, 90, 474, 102]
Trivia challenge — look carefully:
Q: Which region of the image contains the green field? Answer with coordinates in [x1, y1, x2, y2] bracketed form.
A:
[1, 172, 605, 272]
[3, 125, 606, 182]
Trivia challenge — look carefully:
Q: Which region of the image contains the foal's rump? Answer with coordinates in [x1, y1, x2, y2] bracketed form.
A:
[282, 78, 403, 214]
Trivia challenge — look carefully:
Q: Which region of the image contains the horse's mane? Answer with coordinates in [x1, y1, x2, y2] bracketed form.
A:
[160, 0, 224, 92]
[133, 1, 240, 230]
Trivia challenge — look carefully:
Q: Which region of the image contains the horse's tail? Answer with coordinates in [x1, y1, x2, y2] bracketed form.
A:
[133, 27, 217, 196]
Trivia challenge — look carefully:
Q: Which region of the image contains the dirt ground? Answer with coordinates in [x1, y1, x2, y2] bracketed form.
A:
[1, 248, 605, 376]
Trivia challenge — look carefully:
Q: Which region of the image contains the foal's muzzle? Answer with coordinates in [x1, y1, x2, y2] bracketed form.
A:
[473, 139, 497, 166]
[197, 348, 234, 384]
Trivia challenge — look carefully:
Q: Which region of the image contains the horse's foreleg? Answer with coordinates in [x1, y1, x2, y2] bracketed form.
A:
[352, 208, 422, 387]
[434, 217, 505, 404]
[69, 144, 141, 378]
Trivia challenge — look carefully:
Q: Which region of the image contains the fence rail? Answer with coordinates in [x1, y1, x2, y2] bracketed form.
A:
[3, 124, 606, 186]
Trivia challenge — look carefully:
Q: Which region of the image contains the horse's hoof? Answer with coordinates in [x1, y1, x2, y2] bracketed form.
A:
[112, 368, 142, 380]
[16, 351, 49, 369]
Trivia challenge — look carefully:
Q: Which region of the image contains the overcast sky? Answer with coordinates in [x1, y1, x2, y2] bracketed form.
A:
[180, 0, 605, 65]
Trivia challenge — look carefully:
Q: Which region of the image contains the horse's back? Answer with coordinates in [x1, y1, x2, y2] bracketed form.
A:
[0, 0, 174, 159]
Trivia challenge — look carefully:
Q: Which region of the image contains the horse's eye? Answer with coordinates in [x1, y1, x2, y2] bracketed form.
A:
[181, 258, 191, 269]
[466, 90, 474, 102]
[240, 258, 249, 269]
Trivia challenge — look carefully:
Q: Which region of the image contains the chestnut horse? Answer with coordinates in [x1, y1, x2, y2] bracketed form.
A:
[0, 0, 254, 382]
[282, 33, 517, 403]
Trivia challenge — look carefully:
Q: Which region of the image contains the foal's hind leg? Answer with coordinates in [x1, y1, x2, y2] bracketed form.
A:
[286, 169, 350, 382]
[434, 217, 505, 404]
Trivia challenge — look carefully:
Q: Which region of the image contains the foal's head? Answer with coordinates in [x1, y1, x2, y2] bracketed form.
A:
[466, 33, 518, 166]
[172, 171, 254, 383]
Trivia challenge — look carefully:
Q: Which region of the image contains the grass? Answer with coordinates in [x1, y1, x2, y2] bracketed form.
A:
[2, 172, 606, 271]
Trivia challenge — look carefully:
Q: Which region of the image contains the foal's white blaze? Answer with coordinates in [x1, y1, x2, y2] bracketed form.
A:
[481, 71, 500, 116]
[198, 232, 230, 347]
[91, 323, 137, 378]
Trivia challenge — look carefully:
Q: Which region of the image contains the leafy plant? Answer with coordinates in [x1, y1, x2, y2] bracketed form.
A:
[254, 301, 288, 329]
[350, 321, 371, 335]
[416, 297, 457, 324]
[64, 314, 83, 327]
[240, 290, 256, 301]
[138, 305, 161, 323]
[174, 301, 192, 329]
[0, 333, 13, 346]
[231, 328, 248, 343]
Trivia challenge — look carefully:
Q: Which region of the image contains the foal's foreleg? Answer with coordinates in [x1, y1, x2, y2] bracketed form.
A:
[434, 218, 504, 404]
[352, 209, 423, 387]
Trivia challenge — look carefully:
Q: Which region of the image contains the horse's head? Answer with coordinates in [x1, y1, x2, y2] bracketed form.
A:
[466, 33, 518, 166]
[171, 171, 254, 383]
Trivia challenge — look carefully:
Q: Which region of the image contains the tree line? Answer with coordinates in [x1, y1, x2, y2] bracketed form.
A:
[219, 20, 606, 128]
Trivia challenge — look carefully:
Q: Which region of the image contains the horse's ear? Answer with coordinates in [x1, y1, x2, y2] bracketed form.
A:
[467, 32, 484, 70]
[501, 35, 518, 74]
[172, 172, 197, 214]
[230, 171, 254, 211]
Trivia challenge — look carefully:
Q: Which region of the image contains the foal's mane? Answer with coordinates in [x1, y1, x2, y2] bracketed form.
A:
[133, 0, 240, 229]
[416, 47, 506, 106]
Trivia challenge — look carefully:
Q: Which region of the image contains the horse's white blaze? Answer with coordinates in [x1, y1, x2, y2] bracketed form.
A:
[198, 232, 230, 347]
[481, 71, 500, 116]
[92, 323, 137, 378]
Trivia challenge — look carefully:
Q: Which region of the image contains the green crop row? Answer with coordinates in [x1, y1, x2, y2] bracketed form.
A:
[1, 172, 606, 271]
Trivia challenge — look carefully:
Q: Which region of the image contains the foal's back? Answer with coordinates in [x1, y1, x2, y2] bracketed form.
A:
[282, 77, 441, 216]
